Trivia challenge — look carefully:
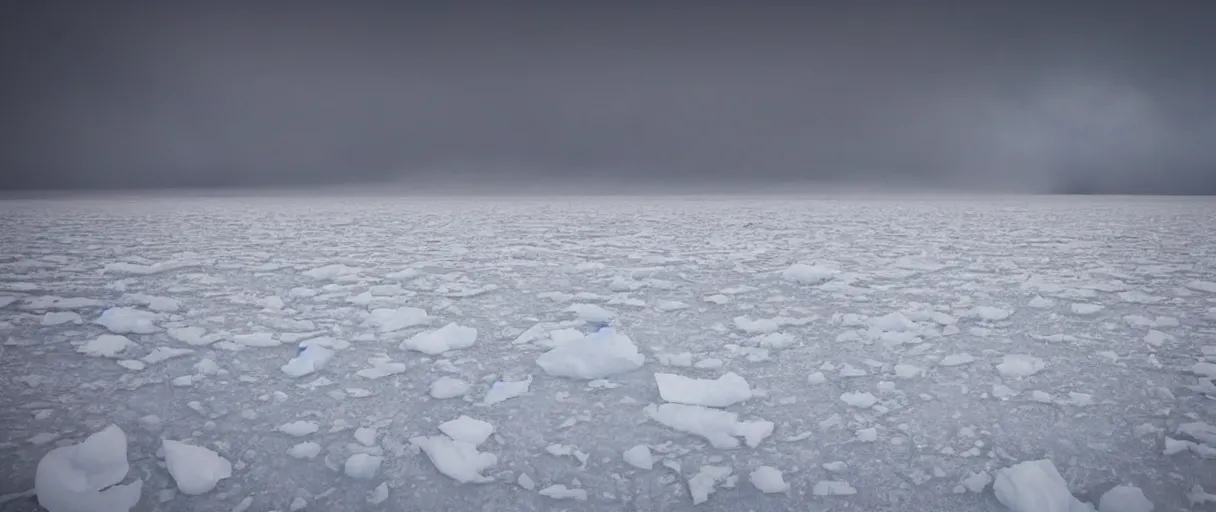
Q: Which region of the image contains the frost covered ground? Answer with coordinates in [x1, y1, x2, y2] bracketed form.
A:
[1, 194, 1214, 512]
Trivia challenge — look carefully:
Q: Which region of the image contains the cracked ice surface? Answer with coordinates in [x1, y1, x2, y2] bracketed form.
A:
[0, 195, 1213, 511]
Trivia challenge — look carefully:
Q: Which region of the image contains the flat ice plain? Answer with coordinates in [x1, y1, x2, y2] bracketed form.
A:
[0, 194, 1213, 511]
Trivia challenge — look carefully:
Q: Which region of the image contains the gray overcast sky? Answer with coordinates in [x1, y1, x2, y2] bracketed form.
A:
[2, 1, 1214, 193]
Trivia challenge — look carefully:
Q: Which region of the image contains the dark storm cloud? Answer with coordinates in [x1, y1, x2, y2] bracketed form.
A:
[2, 1, 1214, 193]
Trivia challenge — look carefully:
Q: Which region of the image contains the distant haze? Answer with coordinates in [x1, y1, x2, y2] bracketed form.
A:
[2, 2, 1214, 193]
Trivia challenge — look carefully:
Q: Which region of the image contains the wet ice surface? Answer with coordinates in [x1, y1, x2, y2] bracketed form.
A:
[0, 194, 1214, 511]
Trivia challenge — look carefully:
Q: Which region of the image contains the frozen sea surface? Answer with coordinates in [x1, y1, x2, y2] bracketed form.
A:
[0, 195, 1214, 511]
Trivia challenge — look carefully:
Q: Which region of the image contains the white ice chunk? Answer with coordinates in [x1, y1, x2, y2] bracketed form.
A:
[286, 442, 322, 460]
[997, 354, 1046, 378]
[839, 364, 868, 377]
[969, 306, 1013, 322]
[869, 311, 918, 332]
[344, 453, 382, 480]
[96, 307, 158, 334]
[103, 258, 202, 275]
[654, 372, 752, 408]
[277, 421, 319, 437]
[353, 427, 378, 446]
[535, 326, 645, 380]
[782, 263, 838, 285]
[622, 445, 653, 470]
[940, 353, 976, 366]
[366, 307, 430, 333]
[400, 322, 478, 355]
[194, 358, 220, 375]
[34, 424, 143, 512]
[539, 484, 588, 501]
[688, 465, 733, 504]
[961, 470, 993, 493]
[812, 480, 857, 496]
[656, 300, 690, 312]
[644, 403, 774, 449]
[368, 482, 389, 504]
[1098, 485, 1154, 512]
[516, 473, 536, 490]
[429, 376, 471, 399]
[1185, 280, 1216, 294]
[1177, 422, 1216, 446]
[280, 345, 334, 378]
[1143, 330, 1170, 347]
[386, 268, 420, 280]
[147, 297, 180, 313]
[167, 326, 211, 346]
[483, 375, 532, 405]
[566, 303, 616, 323]
[993, 459, 1089, 512]
[161, 439, 232, 495]
[822, 461, 848, 473]
[840, 392, 878, 408]
[117, 360, 145, 371]
[657, 352, 694, 367]
[747, 332, 798, 349]
[439, 415, 494, 446]
[137, 347, 192, 365]
[355, 357, 406, 379]
[1029, 296, 1056, 308]
[1190, 362, 1216, 379]
[410, 435, 497, 483]
[543, 328, 586, 349]
[894, 364, 922, 379]
[1070, 303, 1105, 315]
[78, 335, 135, 358]
[302, 264, 361, 280]
[42, 311, 83, 326]
[233, 332, 279, 348]
[750, 466, 789, 493]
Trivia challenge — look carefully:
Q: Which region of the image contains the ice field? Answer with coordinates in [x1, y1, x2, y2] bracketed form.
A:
[0, 194, 1214, 511]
